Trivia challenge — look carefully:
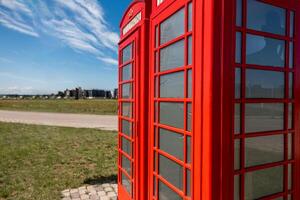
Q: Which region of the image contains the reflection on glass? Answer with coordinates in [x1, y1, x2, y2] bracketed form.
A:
[288, 164, 292, 190]
[246, 34, 285, 67]
[122, 119, 132, 137]
[289, 103, 293, 129]
[159, 180, 182, 200]
[290, 42, 294, 68]
[159, 154, 183, 190]
[245, 103, 284, 133]
[235, 68, 241, 99]
[187, 136, 191, 163]
[122, 172, 132, 195]
[236, 32, 242, 63]
[187, 169, 191, 196]
[246, 69, 284, 98]
[122, 83, 132, 99]
[160, 39, 185, 71]
[122, 155, 132, 176]
[122, 137, 131, 156]
[288, 133, 293, 160]
[235, 139, 240, 170]
[159, 128, 184, 160]
[188, 36, 192, 65]
[122, 63, 132, 81]
[122, 102, 132, 118]
[160, 8, 184, 45]
[236, 0, 242, 27]
[234, 175, 240, 200]
[188, 3, 193, 31]
[289, 73, 293, 99]
[247, 0, 286, 35]
[187, 103, 192, 131]
[235, 104, 241, 134]
[160, 71, 184, 98]
[122, 44, 132, 64]
[160, 102, 184, 129]
[290, 11, 295, 38]
[245, 166, 283, 200]
[245, 134, 284, 167]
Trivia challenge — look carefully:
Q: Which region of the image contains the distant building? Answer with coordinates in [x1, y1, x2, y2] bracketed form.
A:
[113, 88, 118, 99]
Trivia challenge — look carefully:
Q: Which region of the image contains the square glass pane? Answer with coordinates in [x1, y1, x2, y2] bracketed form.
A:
[245, 166, 283, 200]
[122, 43, 132, 64]
[122, 102, 132, 118]
[234, 175, 240, 200]
[288, 194, 292, 200]
[187, 103, 192, 131]
[289, 42, 294, 68]
[187, 135, 191, 163]
[236, 32, 242, 63]
[188, 3, 192, 31]
[155, 51, 159, 72]
[159, 128, 184, 160]
[153, 176, 156, 196]
[289, 73, 293, 99]
[159, 102, 184, 129]
[289, 103, 293, 129]
[245, 134, 284, 167]
[122, 83, 132, 99]
[235, 104, 241, 134]
[247, 0, 286, 35]
[159, 154, 183, 190]
[158, 180, 182, 200]
[245, 103, 284, 133]
[122, 63, 132, 81]
[122, 137, 131, 156]
[188, 36, 192, 65]
[235, 68, 241, 99]
[160, 8, 184, 45]
[186, 169, 191, 196]
[188, 69, 192, 98]
[155, 25, 159, 48]
[236, 0, 242, 27]
[122, 119, 132, 137]
[160, 71, 184, 98]
[122, 154, 132, 176]
[290, 11, 295, 38]
[160, 39, 185, 71]
[288, 133, 293, 160]
[122, 172, 132, 195]
[246, 34, 285, 67]
[235, 139, 240, 170]
[288, 164, 292, 190]
[246, 69, 284, 98]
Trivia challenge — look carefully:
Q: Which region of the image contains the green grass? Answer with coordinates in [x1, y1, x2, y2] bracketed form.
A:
[0, 122, 117, 200]
[0, 99, 117, 115]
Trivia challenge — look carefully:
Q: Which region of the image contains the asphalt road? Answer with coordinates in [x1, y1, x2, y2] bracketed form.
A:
[0, 110, 118, 131]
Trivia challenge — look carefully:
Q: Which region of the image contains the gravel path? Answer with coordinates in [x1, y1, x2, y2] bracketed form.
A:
[0, 110, 117, 130]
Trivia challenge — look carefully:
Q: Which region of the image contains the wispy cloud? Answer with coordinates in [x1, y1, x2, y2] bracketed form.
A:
[0, 72, 46, 84]
[0, 0, 119, 65]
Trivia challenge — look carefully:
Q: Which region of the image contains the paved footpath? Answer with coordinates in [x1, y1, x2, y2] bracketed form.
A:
[0, 110, 117, 131]
[61, 183, 117, 200]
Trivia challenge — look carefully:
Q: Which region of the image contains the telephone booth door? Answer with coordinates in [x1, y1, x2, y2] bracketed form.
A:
[232, 0, 299, 199]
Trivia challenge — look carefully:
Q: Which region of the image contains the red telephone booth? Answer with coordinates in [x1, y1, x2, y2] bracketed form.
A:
[118, 0, 300, 199]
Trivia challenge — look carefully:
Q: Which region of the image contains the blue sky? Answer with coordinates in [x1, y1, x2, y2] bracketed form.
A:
[0, 0, 131, 94]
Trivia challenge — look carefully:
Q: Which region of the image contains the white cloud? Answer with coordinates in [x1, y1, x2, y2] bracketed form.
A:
[97, 56, 118, 66]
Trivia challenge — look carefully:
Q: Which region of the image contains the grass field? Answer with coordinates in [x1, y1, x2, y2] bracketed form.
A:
[0, 122, 117, 200]
[0, 99, 117, 115]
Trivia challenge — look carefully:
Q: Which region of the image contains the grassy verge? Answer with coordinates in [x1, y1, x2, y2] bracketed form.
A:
[0, 99, 117, 115]
[0, 122, 117, 200]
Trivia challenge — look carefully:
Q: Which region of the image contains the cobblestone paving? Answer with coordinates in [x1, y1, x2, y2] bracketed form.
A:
[61, 183, 118, 200]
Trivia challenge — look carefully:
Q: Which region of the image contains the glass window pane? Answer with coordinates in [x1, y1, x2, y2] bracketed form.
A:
[289, 73, 293, 99]
[245, 166, 284, 200]
[155, 25, 159, 48]
[188, 36, 192, 65]
[188, 3, 192, 31]
[245, 103, 284, 133]
[234, 175, 240, 200]
[159, 154, 183, 190]
[288, 194, 292, 200]
[289, 103, 293, 129]
[122, 119, 132, 137]
[235, 68, 241, 99]
[235, 104, 241, 134]
[122, 154, 132, 176]
[186, 169, 191, 196]
[122, 63, 132, 81]
[159, 128, 184, 160]
[159, 180, 183, 200]
[246, 69, 284, 98]
[187, 136, 191, 163]
[153, 176, 156, 196]
[288, 133, 293, 160]
[288, 164, 292, 190]
[160, 71, 184, 98]
[245, 134, 284, 167]
[290, 42, 294, 68]
[246, 34, 285, 67]
[122, 44, 132, 64]
[122, 137, 132, 156]
[290, 11, 295, 38]
[122, 102, 132, 118]
[236, 32, 242, 63]
[160, 8, 185, 45]
[235, 139, 240, 170]
[155, 51, 159, 72]
[187, 103, 192, 131]
[236, 0, 242, 26]
[122, 83, 132, 99]
[247, 0, 286, 35]
[122, 172, 132, 195]
[160, 39, 185, 71]
[188, 69, 192, 98]
[160, 102, 184, 129]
